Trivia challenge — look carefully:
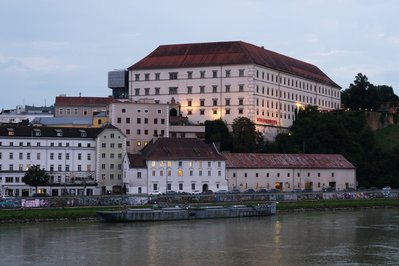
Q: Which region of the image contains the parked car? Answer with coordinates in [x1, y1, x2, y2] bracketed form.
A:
[323, 187, 335, 192]
[165, 190, 178, 195]
[229, 188, 241, 194]
[215, 190, 228, 194]
[244, 189, 256, 194]
[257, 189, 268, 193]
[201, 190, 213, 195]
[302, 188, 313, 193]
[268, 189, 280, 193]
[292, 189, 302, 193]
[32, 193, 50, 197]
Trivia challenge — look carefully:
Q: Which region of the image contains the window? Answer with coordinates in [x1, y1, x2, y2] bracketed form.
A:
[238, 98, 244, 105]
[169, 72, 178, 80]
[187, 86, 192, 94]
[179, 183, 183, 190]
[213, 99, 218, 106]
[188, 100, 192, 107]
[169, 87, 178, 94]
[135, 74, 140, 81]
[191, 183, 196, 190]
[155, 73, 160, 80]
[200, 99, 205, 106]
[200, 109, 205, 115]
[225, 85, 231, 92]
[212, 86, 217, 93]
[50, 153, 54, 160]
[239, 69, 244, 77]
[137, 172, 142, 178]
[212, 70, 217, 78]
[239, 84, 244, 92]
[200, 86, 205, 93]
[145, 88, 150, 95]
[225, 70, 231, 77]
[126, 117, 130, 123]
[144, 73, 149, 81]
[144, 118, 148, 124]
[225, 109, 230, 115]
[87, 154, 91, 160]
[187, 71, 192, 79]
[117, 117, 121, 123]
[155, 87, 160, 95]
[213, 109, 218, 115]
[200, 71, 205, 78]
[238, 109, 243, 114]
[153, 184, 158, 191]
[135, 88, 140, 96]
[19, 153, 23, 160]
[187, 110, 192, 115]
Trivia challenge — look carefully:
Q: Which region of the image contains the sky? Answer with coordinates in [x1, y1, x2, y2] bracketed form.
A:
[1, 0, 399, 109]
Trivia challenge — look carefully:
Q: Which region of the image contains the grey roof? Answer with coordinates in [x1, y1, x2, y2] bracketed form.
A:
[31, 117, 93, 126]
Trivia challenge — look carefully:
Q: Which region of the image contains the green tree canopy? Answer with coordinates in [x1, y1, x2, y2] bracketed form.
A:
[341, 73, 399, 110]
[22, 165, 49, 192]
[231, 117, 257, 152]
[204, 119, 232, 151]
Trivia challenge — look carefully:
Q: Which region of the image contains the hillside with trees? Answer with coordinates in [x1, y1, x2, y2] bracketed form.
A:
[204, 73, 399, 188]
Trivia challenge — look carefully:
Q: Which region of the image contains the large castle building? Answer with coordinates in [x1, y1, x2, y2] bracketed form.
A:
[124, 41, 341, 138]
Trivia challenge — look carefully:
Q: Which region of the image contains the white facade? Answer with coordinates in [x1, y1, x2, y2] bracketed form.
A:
[124, 158, 228, 195]
[128, 42, 341, 139]
[123, 138, 228, 195]
[223, 153, 356, 192]
[0, 126, 126, 196]
[227, 168, 356, 192]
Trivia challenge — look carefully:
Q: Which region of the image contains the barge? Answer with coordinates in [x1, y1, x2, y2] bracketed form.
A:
[97, 202, 276, 222]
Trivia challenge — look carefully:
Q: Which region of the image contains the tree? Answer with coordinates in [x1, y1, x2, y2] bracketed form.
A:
[204, 119, 232, 151]
[231, 117, 257, 152]
[22, 165, 49, 193]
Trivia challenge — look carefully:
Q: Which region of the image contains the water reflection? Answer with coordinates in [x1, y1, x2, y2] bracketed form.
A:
[1, 209, 399, 265]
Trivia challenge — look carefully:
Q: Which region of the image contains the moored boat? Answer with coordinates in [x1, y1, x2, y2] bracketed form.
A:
[97, 202, 276, 222]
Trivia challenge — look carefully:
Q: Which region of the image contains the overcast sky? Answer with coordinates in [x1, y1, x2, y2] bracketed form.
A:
[1, 0, 398, 109]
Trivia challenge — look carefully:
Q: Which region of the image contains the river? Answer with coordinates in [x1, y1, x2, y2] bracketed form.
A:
[1, 208, 398, 266]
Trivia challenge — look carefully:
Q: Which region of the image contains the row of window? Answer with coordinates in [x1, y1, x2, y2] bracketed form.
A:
[100, 163, 122, 170]
[58, 108, 94, 116]
[101, 173, 122, 180]
[125, 129, 165, 137]
[120, 108, 163, 114]
[232, 172, 336, 178]
[151, 182, 221, 192]
[0, 163, 94, 172]
[150, 161, 222, 168]
[116, 117, 166, 125]
[134, 69, 245, 82]
[0, 141, 91, 148]
[145, 169, 222, 178]
[1, 152, 93, 161]
[134, 84, 245, 96]
[255, 70, 339, 98]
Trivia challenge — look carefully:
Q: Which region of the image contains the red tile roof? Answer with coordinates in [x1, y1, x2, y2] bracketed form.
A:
[55, 96, 113, 106]
[127, 154, 147, 168]
[128, 41, 340, 88]
[223, 153, 355, 169]
[140, 138, 225, 161]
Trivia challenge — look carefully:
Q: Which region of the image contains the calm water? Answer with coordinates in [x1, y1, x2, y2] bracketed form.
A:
[1, 208, 399, 266]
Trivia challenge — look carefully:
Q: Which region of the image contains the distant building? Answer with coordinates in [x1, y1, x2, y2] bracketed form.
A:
[123, 138, 227, 195]
[126, 41, 341, 139]
[223, 153, 356, 192]
[0, 125, 125, 196]
[54, 95, 113, 118]
[0, 105, 54, 124]
[108, 70, 129, 99]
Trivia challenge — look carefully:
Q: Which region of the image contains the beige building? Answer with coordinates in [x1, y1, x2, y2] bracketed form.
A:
[54, 95, 113, 118]
[96, 125, 126, 194]
[108, 99, 170, 154]
[223, 153, 356, 192]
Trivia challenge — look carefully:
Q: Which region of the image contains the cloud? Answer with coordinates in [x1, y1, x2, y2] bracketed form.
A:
[0, 55, 79, 72]
[318, 49, 359, 57]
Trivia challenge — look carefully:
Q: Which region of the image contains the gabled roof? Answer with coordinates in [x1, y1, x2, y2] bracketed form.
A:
[55, 96, 113, 106]
[140, 138, 225, 161]
[128, 41, 340, 88]
[127, 154, 147, 168]
[223, 153, 355, 169]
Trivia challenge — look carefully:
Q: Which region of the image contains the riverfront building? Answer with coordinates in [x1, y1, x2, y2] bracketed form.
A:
[126, 41, 341, 138]
[123, 138, 227, 195]
[0, 125, 125, 196]
[223, 153, 356, 192]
